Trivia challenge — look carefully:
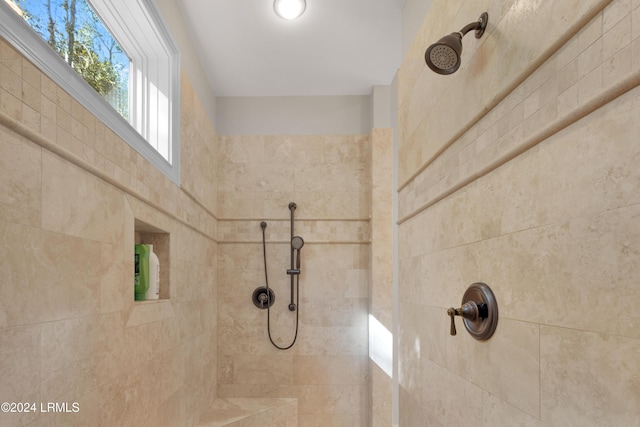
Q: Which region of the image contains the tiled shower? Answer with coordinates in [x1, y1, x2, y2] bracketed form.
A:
[2, 0, 640, 425]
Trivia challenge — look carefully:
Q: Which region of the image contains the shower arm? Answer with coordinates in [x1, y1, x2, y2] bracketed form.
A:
[459, 12, 488, 39]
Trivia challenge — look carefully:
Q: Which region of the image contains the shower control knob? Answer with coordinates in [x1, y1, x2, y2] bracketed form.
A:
[258, 293, 268, 308]
[252, 286, 275, 309]
[447, 301, 483, 335]
[446, 282, 498, 341]
[447, 308, 457, 335]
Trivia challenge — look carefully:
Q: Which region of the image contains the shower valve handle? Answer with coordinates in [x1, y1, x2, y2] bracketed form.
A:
[258, 293, 267, 308]
[447, 301, 488, 336]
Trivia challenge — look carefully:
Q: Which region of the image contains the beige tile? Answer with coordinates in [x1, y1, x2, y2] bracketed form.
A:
[218, 135, 265, 164]
[0, 126, 41, 227]
[0, 51, 221, 427]
[604, 43, 633, 85]
[603, 0, 633, 32]
[199, 397, 297, 427]
[399, 385, 436, 427]
[603, 15, 632, 60]
[557, 82, 579, 111]
[397, 303, 422, 398]
[41, 151, 124, 244]
[541, 326, 640, 426]
[634, 36, 640, 70]
[370, 366, 392, 427]
[55, 86, 71, 113]
[558, 58, 579, 94]
[483, 393, 545, 427]
[180, 75, 218, 216]
[1, 87, 22, 121]
[22, 80, 40, 113]
[0, 220, 101, 327]
[40, 315, 101, 378]
[0, 40, 22, 75]
[40, 313, 126, 403]
[420, 359, 484, 426]
[579, 37, 604, 79]
[99, 241, 129, 314]
[0, 325, 40, 427]
[39, 76, 56, 110]
[233, 354, 294, 384]
[445, 318, 540, 417]
[633, 5, 640, 39]
[0, 63, 22, 100]
[293, 190, 371, 218]
[420, 306, 448, 368]
[398, 0, 611, 186]
[299, 413, 361, 427]
[293, 356, 362, 385]
[579, 11, 604, 52]
[397, 1, 640, 427]
[298, 384, 364, 416]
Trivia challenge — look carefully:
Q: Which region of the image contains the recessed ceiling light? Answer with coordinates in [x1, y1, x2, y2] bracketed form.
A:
[273, 0, 306, 20]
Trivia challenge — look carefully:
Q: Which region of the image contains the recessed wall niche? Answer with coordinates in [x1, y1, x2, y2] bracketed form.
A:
[134, 218, 170, 300]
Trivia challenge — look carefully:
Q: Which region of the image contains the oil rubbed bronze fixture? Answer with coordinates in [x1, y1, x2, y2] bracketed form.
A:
[425, 12, 488, 75]
[254, 202, 305, 350]
[447, 282, 498, 340]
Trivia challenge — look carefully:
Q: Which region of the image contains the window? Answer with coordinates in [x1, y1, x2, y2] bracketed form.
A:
[11, 0, 130, 119]
[0, 0, 181, 184]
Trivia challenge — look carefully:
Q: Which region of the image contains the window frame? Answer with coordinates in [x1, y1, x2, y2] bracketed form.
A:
[0, 0, 181, 184]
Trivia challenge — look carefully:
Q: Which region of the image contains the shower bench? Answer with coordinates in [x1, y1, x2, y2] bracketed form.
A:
[198, 397, 298, 427]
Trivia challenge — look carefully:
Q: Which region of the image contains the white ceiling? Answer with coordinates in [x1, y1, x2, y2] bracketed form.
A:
[175, 0, 404, 97]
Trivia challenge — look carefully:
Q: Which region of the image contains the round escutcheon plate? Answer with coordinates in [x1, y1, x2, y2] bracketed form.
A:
[461, 282, 498, 340]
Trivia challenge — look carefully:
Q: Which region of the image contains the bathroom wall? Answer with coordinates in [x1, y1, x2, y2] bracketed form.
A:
[215, 132, 372, 427]
[401, 0, 434, 57]
[0, 30, 219, 427]
[397, 0, 640, 425]
[369, 128, 394, 427]
[216, 96, 373, 135]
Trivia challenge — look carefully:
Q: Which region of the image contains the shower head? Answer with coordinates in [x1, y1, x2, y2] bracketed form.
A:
[292, 236, 304, 270]
[291, 236, 304, 250]
[425, 12, 488, 75]
[425, 32, 463, 74]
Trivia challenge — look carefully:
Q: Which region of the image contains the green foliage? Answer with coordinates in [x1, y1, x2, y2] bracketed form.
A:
[71, 40, 118, 96]
[14, 0, 128, 117]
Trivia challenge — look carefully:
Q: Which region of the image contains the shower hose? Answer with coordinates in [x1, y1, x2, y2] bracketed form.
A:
[261, 224, 300, 350]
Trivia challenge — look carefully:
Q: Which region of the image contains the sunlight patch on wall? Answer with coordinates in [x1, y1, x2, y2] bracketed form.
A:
[369, 314, 393, 378]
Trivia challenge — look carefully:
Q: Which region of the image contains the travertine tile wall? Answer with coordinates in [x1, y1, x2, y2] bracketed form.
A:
[369, 128, 394, 427]
[398, 0, 640, 425]
[216, 134, 373, 427]
[0, 35, 219, 426]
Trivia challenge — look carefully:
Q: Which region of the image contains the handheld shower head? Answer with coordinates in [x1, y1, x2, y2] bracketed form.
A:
[425, 12, 488, 75]
[291, 235, 304, 270]
[291, 236, 304, 250]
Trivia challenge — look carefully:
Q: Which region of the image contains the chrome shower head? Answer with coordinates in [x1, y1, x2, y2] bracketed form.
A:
[291, 236, 304, 250]
[425, 12, 488, 75]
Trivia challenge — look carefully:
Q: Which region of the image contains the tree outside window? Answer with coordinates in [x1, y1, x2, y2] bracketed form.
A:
[11, 0, 130, 119]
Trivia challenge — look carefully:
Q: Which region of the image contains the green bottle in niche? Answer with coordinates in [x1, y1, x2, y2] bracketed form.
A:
[134, 244, 150, 300]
